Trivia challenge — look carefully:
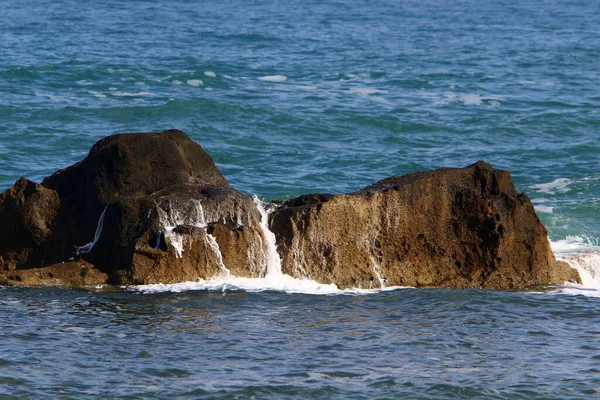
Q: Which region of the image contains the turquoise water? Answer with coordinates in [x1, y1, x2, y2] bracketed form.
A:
[1, 0, 600, 398]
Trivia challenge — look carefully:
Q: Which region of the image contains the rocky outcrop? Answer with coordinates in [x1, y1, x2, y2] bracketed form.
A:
[0, 130, 580, 289]
[0, 129, 269, 286]
[40, 129, 230, 265]
[270, 162, 579, 289]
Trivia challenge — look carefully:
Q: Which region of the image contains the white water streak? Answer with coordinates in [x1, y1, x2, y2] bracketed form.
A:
[206, 233, 231, 277]
[74, 207, 107, 255]
[253, 196, 282, 278]
[156, 199, 231, 275]
[369, 255, 386, 289]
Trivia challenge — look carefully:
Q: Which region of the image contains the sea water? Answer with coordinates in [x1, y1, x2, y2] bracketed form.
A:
[1, 0, 599, 398]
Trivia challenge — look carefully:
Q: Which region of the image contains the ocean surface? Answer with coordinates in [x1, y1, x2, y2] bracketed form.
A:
[1, 0, 599, 398]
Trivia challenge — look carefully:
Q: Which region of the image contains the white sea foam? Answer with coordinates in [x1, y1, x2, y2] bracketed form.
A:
[549, 236, 600, 297]
[257, 75, 287, 82]
[488, 100, 501, 107]
[88, 91, 107, 99]
[129, 276, 407, 296]
[76, 80, 93, 86]
[74, 208, 107, 255]
[534, 204, 554, 213]
[294, 85, 317, 90]
[186, 79, 203, 86]
[532, 178, 572, 194]
[112, 91, 153, 97]
[204, 71, 216, 77]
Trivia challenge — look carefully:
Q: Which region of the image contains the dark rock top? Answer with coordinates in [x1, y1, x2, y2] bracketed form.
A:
[42, 129, 228, 209]
[0, 130, 232, 272]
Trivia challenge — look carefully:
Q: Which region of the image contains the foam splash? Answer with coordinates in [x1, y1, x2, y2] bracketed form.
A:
[186, 79, 203, 87]
[532, 178, 573, 194]
[549, 236, 600, 297]
[128, 276, 406, 296]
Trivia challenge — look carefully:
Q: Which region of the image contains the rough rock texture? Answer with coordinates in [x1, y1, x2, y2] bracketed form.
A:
[91, 184, 267, 285]
[0, 130, 580, 289]
[0, 130, 269, 286]
[39, 129, 230, 265]
[0, 261, 108, 287]
[270, 161, 580, 289]
[0, 178, 60, 270]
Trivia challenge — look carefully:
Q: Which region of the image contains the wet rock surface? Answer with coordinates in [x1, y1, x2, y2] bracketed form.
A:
[0, 130, 268, 286]
[270, 161, 580, 289]
[0, 131, 580, 289]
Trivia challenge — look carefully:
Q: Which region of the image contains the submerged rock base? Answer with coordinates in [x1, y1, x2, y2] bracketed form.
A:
[0, 130, 579, 289]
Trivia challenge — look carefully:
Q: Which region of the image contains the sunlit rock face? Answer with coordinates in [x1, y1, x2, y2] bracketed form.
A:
[0, 131, 580, 289]
[270, 161, 580, 289]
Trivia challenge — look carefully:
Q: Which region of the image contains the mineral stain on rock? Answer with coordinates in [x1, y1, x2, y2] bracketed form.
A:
[0, 129, 580, 289]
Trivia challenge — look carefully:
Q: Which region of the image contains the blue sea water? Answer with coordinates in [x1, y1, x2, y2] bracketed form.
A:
[1, 0, 600, 398]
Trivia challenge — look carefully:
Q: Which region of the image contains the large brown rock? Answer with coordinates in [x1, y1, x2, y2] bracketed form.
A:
[270, 161, 580, 289]
[0, 130, 269, 286]
[37, 129, 229, 264]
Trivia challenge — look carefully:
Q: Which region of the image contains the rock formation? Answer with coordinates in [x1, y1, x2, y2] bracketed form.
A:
[0, 129, 268, 286]
[0, 130, 580, 289]
[270, 162, 579, 289]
